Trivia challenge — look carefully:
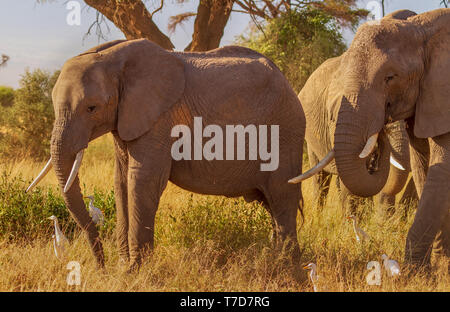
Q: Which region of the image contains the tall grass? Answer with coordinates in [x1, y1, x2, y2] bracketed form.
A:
[0, 135, 448, 291]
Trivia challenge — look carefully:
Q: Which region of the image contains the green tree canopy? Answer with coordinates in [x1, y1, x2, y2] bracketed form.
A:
[0, 69, 59, 160]
[238, 7, 347, 93]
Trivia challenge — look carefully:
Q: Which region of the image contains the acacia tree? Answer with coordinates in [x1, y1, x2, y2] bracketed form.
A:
[75, 0, 367, 51]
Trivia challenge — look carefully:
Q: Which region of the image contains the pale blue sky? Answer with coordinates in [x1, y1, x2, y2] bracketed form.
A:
[0, 0, 445, 87]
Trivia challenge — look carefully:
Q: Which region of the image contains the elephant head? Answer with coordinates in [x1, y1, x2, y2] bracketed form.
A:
[291, 9, 450, 197]
[332, 9, 450, 197]
[26, 39, 186, 265]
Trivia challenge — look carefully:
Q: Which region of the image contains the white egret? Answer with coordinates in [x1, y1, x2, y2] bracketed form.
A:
[346, 215, 370, 242]
[381, 254, 401, 277]
[48, 215, 69, 259]
[303, 263, 319, 292]
[84, 195, 104, 226]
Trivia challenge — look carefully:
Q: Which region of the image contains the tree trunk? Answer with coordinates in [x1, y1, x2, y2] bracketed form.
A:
[186, 0, 234, 51]
[84, 0, 174, 50]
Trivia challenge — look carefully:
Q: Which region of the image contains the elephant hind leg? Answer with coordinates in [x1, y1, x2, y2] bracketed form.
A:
[259, 183, 302, 261]
[243, 190, 278, 242]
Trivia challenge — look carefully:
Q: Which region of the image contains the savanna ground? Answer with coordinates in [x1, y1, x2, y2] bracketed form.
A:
[0, 135, 448, 292]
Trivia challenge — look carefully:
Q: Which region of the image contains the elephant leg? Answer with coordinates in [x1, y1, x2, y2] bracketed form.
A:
[433, 211, 450, 260]
[406, 117, 430, 198]
[261, 183, 302, 261]
[113, 133, 130, 263]
[378, 193, 395, 215]
[399, 176, 418, 206]
[338, 177, 360, 215]
[399, 176, 418, 220]
[127, 133, 171, 268]
[405, 132, 450, 268]
[317, 171, 332, 209]
[378, 165, 409, 217]
[308, 150, 331, 209]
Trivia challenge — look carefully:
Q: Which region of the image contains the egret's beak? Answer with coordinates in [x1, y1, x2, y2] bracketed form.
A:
[346, 216, 352, 220]
[303, 265, 310, 270]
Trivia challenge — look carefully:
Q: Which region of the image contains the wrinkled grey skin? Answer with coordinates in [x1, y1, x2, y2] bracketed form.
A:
[301, 53, 417, 214]
[47, 39, 305, 268]
[325, 9, 450, 268]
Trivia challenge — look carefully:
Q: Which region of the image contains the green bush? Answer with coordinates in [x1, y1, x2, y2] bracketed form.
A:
[238, 8, 347, 93]
[159, 195, 272, 252]
[0, 86, 14, 107]
[0, 69, 59, 160]
[0, 171, 116, 241]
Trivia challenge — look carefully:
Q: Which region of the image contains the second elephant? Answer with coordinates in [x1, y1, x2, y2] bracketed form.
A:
[298, 55, 417, 213]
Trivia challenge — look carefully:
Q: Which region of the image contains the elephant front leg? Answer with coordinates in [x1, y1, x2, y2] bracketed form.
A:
[405, 133, 450, 268]
[406, 117, 430, 198]
[308, 150, 331, 209]
[126, 136, 172, 269]
[378, 166, 409, 217]
[113, 133, 130, 263]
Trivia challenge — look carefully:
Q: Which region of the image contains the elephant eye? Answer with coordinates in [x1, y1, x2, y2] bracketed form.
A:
[87, 106, 97, 113]
[385, 75, 396, 83]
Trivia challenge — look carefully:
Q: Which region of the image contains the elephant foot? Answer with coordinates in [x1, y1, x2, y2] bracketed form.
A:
[126, 261, 142, 274]
[404, 246, 432, 274]
[90, 238, 105, 268]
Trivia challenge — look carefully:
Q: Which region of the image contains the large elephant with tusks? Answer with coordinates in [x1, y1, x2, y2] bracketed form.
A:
[290, 9, 450, 269]
[27, 39, 306, 269]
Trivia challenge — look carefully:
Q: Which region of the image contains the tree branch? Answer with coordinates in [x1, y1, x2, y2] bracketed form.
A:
[84, 0, 174, 50]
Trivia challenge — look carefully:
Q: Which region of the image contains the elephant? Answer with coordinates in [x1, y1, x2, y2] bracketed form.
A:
[298, 51, 417, 215]
[26, 39, 306, 268]
[290, 9, 450, 269]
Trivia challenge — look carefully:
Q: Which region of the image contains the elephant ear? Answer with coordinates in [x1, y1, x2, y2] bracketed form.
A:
[412, 10, 450, 138]
[113, 39, 186, 141]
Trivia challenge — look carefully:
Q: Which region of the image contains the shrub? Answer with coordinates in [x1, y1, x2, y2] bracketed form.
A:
[0, 69, 59, 160]
[0, 86, 14, 107]
[159, 195, 272, 253]
[0, 171, 116, 241]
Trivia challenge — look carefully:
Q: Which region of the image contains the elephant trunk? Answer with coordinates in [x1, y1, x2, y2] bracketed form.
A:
[50, 121, 105, 267]
[333, 94, 390, 197]
[385, 121, 411, 171]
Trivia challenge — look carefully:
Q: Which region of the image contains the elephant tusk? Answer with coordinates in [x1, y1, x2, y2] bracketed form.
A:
[288, 150, 335, 184]
[359, 133, 379, 159]
[26, 158, 53, 193]
[64, 150, 84, 193]
[390, 155, 405, 171]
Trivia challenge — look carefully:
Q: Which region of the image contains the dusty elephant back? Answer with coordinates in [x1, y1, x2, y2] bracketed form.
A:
[167, 48, 305, 196]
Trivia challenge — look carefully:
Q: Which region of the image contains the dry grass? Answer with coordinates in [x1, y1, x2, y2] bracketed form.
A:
[0, 135, 448, 292]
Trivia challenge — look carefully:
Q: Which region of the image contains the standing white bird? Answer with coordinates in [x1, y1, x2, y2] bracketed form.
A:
[303, 263, 319, 292]
[84, 195, 104, 226]
[48, 215, 69, 259]
[347, 215, 370, 242]
[381, 254, 401, 277]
